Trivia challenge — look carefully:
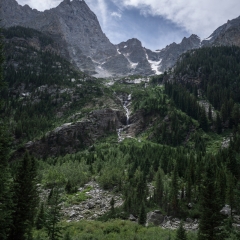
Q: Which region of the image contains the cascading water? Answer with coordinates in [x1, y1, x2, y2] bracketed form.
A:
[117, 94, 131, 142]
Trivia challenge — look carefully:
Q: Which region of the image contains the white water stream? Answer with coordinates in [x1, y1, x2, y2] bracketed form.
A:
[117, 94, 131, 142]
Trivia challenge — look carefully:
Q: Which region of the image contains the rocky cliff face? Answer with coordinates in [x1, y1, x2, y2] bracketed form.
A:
[157, 34, 201, 72]
[3, 0, 240, 77]
[202, 16, 240, 47]
[1, 0, 198, 77]
[1, 0, 117, 75]
[25, 109, 126, 158]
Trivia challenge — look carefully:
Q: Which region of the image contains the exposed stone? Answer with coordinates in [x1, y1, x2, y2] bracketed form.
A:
[129, 214, 137, 222]
[186, 218, 193, 223]
[23, 108, 126, 158]
[87, 202, 95, 209]
[62, 181, 123, 221]
[220, 205, 231, 216]
[146, 211, 165, 226]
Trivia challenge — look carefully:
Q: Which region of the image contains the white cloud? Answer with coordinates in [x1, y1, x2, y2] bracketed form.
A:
[118, 0, 240, 38]
[111, 12, 122, 19]
[96, 0, 108, 25]
[17, 0, 62, 11]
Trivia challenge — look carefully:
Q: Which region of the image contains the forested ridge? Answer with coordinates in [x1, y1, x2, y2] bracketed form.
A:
[1, 26, 240, 240]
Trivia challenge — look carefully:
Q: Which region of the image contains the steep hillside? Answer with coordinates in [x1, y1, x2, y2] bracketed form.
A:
[2, 15, 240, 240]
[202, 16, 240, 47]
[0, 0, 202, 77]
[1, 26, 127, 152]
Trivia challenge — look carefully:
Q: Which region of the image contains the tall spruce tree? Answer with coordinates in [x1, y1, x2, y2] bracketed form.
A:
[170, 163, 179, 215]
[8, 152, 39, 240]
[154, 168, 164, 207]
[175, 221, 187, 240]
[138, 202, 147, 226]
[0, 22, 13, 240]
[198, 157, 223, 240]
[45, 187, 62, 240]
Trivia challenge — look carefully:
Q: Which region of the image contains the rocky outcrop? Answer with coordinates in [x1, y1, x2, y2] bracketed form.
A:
[0, 0, 205, 76]
[1, 0, 116, 75]
[157, 34, 201, 72]
[146, 210, 199, 231]
[25, 109, 126, 158]
[62, 181, 123, 221]
[202, 16, 240, 47]
[146, 210, 165, 226]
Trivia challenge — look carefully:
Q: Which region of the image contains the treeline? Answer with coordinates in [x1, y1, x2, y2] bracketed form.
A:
[0, 26, 103, 144]
[36, 128, 240, 239]
[174, 46, 240, 129]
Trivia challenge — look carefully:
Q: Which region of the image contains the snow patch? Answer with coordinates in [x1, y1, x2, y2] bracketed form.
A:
[124, 45, 127, 48]
[145, 53, 162, 75]
[205, 35, 213, 41]
[123, 54, 138, 69]
[117, 49, 121, 54]
[92, 59, 101, 64]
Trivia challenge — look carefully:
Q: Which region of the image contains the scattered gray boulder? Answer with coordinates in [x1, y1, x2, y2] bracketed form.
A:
[129, 214, 137, 222]
[220, 205, 231, 216]
[146, 211, 165, 226]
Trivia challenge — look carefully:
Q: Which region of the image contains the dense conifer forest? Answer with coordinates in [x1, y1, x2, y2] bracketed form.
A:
[1, 26, 240, 239]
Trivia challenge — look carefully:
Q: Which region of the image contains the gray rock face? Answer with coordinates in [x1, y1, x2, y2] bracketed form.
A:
[117, 38, 146, 63]
[1, 0, 203, 76]
[5, 0, 240, 77]
[102, 54, 131, 76]
[116, 39, 154, 75]
[146, 211, 165, 226]
[25, 108, 126, 158]
[62, 181, 123, 221]
[202, 16, 240, 47]
[1, 0, 117, 75]
[146, 211, 199, 231]
[220, 205, 232, 216]
[157, 34, 201, 72]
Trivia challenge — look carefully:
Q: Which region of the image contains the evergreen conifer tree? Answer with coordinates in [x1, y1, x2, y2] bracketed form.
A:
[35, 202, 45, 230]
[154, 168, 164, 207]
[198, 158, 223, 240]
[110, 197, 115, 214]
[138, 203, 147, 226]
[0, 22, 13, 240]
[216, 112, 222, 134]
[8, 152, 39, 240]
[170, 164, 179, 215]
[45, 187, 62, 240]
[175, 221, 187, 240]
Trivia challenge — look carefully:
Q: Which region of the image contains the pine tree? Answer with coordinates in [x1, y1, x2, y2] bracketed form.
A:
[208, 105, 212, 121]
[35, 202, 45, 230]
[138, 203, 147, 226]
[8, 152, 39, 240]
[226, 171, 236, 217]
[198, 158, 223, 240]
[110, 197, 115, 214]
[170, 163, 179, 215]
[175, 221, 187, 240]
[199, 109, 208, 132]
[231, 103, 240, 127]
[154, 168, 164, 207]
[0, 24, 13, 240]
[45, 187, 62, 240]
[63, 232, 71, 240]
[216, 112, 222, 134]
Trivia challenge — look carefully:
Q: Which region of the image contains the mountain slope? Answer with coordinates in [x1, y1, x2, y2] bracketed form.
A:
[0, 0, 201, 77]
[202, 16, 240, 47]
[1, 0, 117, 75]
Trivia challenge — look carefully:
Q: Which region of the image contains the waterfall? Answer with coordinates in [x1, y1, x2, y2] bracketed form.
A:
[117, 93, 131, 142]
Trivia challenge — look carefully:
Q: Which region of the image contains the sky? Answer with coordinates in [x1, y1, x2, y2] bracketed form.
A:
[16, 0, 240, 50]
